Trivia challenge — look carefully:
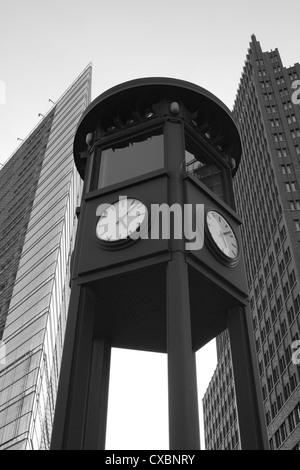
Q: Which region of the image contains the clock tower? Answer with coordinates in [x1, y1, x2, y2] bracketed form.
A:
[51, 78, 268, 450]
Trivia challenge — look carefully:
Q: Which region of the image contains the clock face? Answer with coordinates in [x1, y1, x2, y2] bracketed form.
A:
[205, 210, 239, 264]
[96, 198, 147, 242]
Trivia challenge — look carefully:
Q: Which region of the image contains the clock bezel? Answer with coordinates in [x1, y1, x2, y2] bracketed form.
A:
[204, 209, 240, 267]
[94, 197, 150, 250]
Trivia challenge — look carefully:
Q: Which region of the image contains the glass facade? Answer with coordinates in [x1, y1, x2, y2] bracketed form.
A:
[0, 115, 55, 340]
[97, 129, 164, 189]
[185, 132, 225, 202]
[0, 66, 92, 450]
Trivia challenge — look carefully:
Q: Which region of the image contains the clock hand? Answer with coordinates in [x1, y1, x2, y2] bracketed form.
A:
[117, 206, 134, 225]
[116, 216, 128, 229]
[126, 204, 145, 221]
[219, 230, 229, 249]
[117, 205, 144, 229]
[127, 206, 140, 215]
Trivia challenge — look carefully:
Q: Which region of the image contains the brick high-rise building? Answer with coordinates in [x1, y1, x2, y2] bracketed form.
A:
[203, 35, 300, 450]
[0, 65, 92, 450]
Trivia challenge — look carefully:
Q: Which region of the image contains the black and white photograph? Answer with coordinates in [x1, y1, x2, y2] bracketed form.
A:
[0, 0, 299, 453]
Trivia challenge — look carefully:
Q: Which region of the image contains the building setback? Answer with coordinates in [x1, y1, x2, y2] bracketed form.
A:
[0, 65, 92, 450]
[203, 35, 300, 450]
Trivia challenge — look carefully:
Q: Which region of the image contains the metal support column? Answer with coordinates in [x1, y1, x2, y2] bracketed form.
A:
[167, 251, 200, 450]
[51, 286, 111, 450]
[227, 306, 269, 450]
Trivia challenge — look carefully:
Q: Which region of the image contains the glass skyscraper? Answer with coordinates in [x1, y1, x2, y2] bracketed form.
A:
[203, 36, 300, 451]
[0, 65, 92, 450]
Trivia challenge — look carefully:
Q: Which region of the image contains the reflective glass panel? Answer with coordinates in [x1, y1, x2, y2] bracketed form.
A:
[185, 133, 225, 201]
[98, 129, 164, 189]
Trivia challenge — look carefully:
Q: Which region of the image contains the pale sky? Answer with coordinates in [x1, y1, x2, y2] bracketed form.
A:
[0, 0, 300, 450]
